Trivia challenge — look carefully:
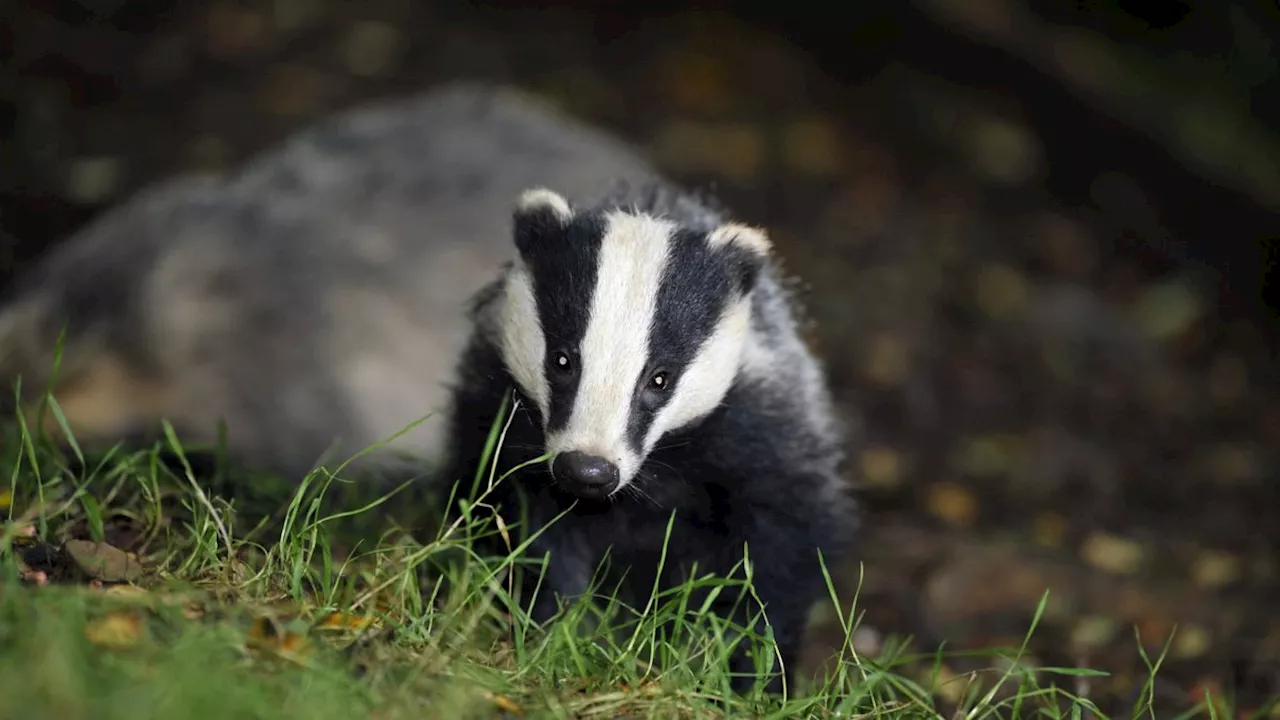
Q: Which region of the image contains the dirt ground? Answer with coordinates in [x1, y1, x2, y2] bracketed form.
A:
[4, 1, 1278, 714]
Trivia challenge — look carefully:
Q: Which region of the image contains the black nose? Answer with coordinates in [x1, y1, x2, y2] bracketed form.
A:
[552, 452, 620, 499]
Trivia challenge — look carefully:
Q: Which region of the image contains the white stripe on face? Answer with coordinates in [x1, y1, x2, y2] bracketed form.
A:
[643, 294, 753, 454]
[498, 262, 549, 418]
[544, 211, 674, 487]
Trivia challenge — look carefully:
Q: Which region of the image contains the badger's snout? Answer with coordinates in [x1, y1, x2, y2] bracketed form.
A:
[551, 451, 620, 499]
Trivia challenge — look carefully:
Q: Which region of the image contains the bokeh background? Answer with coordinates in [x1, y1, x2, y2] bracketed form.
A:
[3, 0, 1278, 714]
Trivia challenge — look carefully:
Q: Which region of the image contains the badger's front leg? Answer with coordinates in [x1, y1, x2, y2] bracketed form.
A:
[508, 519, 600, 626]
[712, 490, 845, 696]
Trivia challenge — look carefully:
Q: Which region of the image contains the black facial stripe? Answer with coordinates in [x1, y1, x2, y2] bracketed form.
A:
[626, 227, 738, 450]
[523, 212, 606, 432]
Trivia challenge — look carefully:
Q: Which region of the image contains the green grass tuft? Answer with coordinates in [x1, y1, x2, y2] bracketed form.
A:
[0, 389, 1235, 719]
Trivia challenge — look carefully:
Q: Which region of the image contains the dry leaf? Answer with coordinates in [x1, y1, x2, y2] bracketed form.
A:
[1080, 531, 1144, 575]
[102, 584, 150, 600]
[314, 612, 378, 633]
[490, 694, 522, 715]
[925, 481, 978, 528]
[64, 539, 144, 583]
[85, 611, 143, 649]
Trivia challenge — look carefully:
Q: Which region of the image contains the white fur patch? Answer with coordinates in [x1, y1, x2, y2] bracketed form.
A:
[498, 262, 549, 417]
[644, 295, 753, 453]
[707, 222, 771, 257]
[545, 211, 675, 488]
[516, 188, 572, 224]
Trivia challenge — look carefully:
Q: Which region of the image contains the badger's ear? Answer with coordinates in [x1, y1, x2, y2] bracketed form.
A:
[513, 188, 573, 256]
[707, 222, 772, 293]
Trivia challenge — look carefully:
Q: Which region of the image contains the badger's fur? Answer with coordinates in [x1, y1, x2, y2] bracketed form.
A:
[441, 183, 857, 694]
[0, 82, 660, 481]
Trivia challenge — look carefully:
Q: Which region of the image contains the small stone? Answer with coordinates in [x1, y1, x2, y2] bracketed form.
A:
[859, 448, 903, 488]
[782, 118, 844, 175]
[1080, 531, 1144, 575]
[862, 332, 909, 386]
[974, 263, 1030, 319]
[343, 21, 402, 77]
[66, 157, 121, 204]
[1191, 549, 1242, 589]
[925, 481, 978, 528]
[64, 539, 144, 583]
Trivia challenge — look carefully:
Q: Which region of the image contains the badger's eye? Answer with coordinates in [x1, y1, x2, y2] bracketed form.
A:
[550, 350, 573, 374]
[648, 371, 669, 391]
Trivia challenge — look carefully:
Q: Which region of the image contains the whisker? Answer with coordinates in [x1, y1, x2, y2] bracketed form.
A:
[621, 477, 660, 509]
[628, 474, 654, 499]
[641, 458, 691, 487]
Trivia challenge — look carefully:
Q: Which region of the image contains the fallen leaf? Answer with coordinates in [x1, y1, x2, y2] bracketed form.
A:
[931, 664, 970, 704]
[64, 539, 144, 583]
[925, 481, 978, 528]
[314, 611, 378, 633]
[490, 694, 522, 715]
[103, 584, 150, 600]
[1080, 531, 1144, 575]
[860, 448, 904, 488]
[1191, 549, 1242, 589]
[1172, 624, 1212, 659]
[85, 611, 143, 649]
[1070, 615, 1118, 650]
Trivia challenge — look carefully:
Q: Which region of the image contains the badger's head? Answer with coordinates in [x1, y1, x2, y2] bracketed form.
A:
[496, 187, 771, 501]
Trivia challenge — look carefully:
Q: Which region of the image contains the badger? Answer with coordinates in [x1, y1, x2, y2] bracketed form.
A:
[0, 82, 660, 483]
[439, 183, 858, 694]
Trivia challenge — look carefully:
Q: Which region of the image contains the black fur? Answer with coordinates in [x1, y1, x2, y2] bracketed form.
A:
[438, 197, 856, 696]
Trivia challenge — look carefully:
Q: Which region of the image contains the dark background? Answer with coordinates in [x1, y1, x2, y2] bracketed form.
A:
[3, 0, 1278, 714]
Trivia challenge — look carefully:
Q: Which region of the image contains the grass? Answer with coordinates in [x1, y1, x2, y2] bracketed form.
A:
[0, 390, 1258, 719]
